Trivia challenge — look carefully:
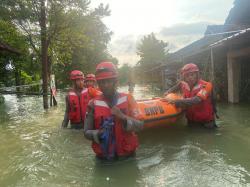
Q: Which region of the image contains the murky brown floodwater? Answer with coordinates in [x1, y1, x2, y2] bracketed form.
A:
[0, 85, 250, 187]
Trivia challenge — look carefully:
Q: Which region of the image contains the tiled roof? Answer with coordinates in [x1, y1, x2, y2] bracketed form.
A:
[210, 28, 250, 47]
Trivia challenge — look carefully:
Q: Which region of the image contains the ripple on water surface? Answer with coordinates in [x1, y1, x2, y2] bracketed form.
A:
[1, 88, 250, 186]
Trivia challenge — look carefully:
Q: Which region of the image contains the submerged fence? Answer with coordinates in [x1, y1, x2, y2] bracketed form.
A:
[0, 83, 43, 95]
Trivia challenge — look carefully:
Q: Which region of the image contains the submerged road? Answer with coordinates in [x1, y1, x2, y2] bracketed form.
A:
[0, 85, 250, 186]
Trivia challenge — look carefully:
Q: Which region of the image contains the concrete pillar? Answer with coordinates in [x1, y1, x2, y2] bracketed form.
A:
[210, 48, 215, 83]
[227, 55, 241, 103]
[161, 69, 165, 90]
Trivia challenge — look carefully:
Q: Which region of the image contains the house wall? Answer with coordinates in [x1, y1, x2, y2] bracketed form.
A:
[227, 46, 250, 103]
[213, 48, 228, 101]
[239, 57, 250, 101]
[227, 55, 241, 103]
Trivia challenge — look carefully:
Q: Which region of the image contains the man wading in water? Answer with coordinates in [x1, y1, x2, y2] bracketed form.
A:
[164, 63, 217, 129]
[62, 70, 100, 129]
[84, 61, 144, 160]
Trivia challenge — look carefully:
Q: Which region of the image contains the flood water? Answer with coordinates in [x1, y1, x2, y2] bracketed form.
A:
[0, 85, 250, 187]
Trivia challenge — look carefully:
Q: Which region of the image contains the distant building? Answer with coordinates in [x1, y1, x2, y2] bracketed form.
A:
[148, 0, 250, 103]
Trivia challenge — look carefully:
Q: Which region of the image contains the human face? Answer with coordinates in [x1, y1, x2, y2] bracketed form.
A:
[97, 78, 117, 97]
[85, 80, 95, 88]
[184, 72, 198, 87]
[74, 79, 84, 90]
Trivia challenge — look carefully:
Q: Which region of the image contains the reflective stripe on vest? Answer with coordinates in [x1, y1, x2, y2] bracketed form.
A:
[95, 100, 109, 108]
[68, 89, 89, 124]
[92, 93, 138, 157]
[181, 80, 214, 122]
[117, 96, 127, 105]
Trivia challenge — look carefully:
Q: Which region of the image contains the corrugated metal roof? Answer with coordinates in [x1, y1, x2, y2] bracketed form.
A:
[145, 27, 250, 73]
[166, 34, 223, 62]
[210, 28, 250, 47]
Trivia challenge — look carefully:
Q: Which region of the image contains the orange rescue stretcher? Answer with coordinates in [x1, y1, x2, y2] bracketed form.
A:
[137, 93, 183, 128]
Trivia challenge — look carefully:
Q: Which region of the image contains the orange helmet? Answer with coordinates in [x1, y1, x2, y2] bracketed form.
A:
[95, 61, 118, 80]
[70, 70, 84, 80]
[181, 63, 199, 76]
[85, 74, 96, 81]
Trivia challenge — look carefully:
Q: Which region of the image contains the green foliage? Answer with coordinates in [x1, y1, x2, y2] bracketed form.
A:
[106, 55, 119, 66]
[137, 33, 168, 70]
[0, 0, 116, 88]
[0, 20, 36, 86]
[0, 20, 26, 52]
[50, 3, 113, 87]
[20, 70, 32, 84]
[135, 33, 169, 82]
[118, 63, 133, 85]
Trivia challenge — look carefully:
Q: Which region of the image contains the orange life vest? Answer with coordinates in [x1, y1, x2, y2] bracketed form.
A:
[92, 93, 138, 158]
[68, 89, 89, 124]
[88, 87, 102, 98]
[181, 80, 214, 122]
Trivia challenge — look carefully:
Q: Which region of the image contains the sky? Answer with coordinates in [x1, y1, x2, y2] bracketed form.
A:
[91, 0, 234, 66]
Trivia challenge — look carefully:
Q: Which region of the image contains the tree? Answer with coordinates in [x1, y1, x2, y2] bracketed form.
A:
[136, 33, 169, 82]
[1, 0, 74, 108]
[50, 3, 113, 87]
[118, 63, 133, 85]
[0, 0, 113, 108]
[137, 33, 168, 68]
[0, 20, 33, 87]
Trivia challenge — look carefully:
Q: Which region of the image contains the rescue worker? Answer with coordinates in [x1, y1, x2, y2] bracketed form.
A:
[61, 70, 88, 129]
[84, 73, 102, 100]
[84, 61, 144, 160]
[164, 63, 217, 129]
[85, 73, 96, 88]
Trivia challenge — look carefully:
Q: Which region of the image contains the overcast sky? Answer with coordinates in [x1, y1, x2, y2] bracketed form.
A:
[91, 0, 234, 66]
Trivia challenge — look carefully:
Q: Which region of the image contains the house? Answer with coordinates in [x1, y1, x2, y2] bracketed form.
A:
[150, 0, 250, 103]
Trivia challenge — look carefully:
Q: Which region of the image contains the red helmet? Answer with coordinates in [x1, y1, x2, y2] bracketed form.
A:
[85, 74, 96, 81]
[181, 63, 199, 76]
[70, 70, 84, 80]
[95, 61, 118, 80]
